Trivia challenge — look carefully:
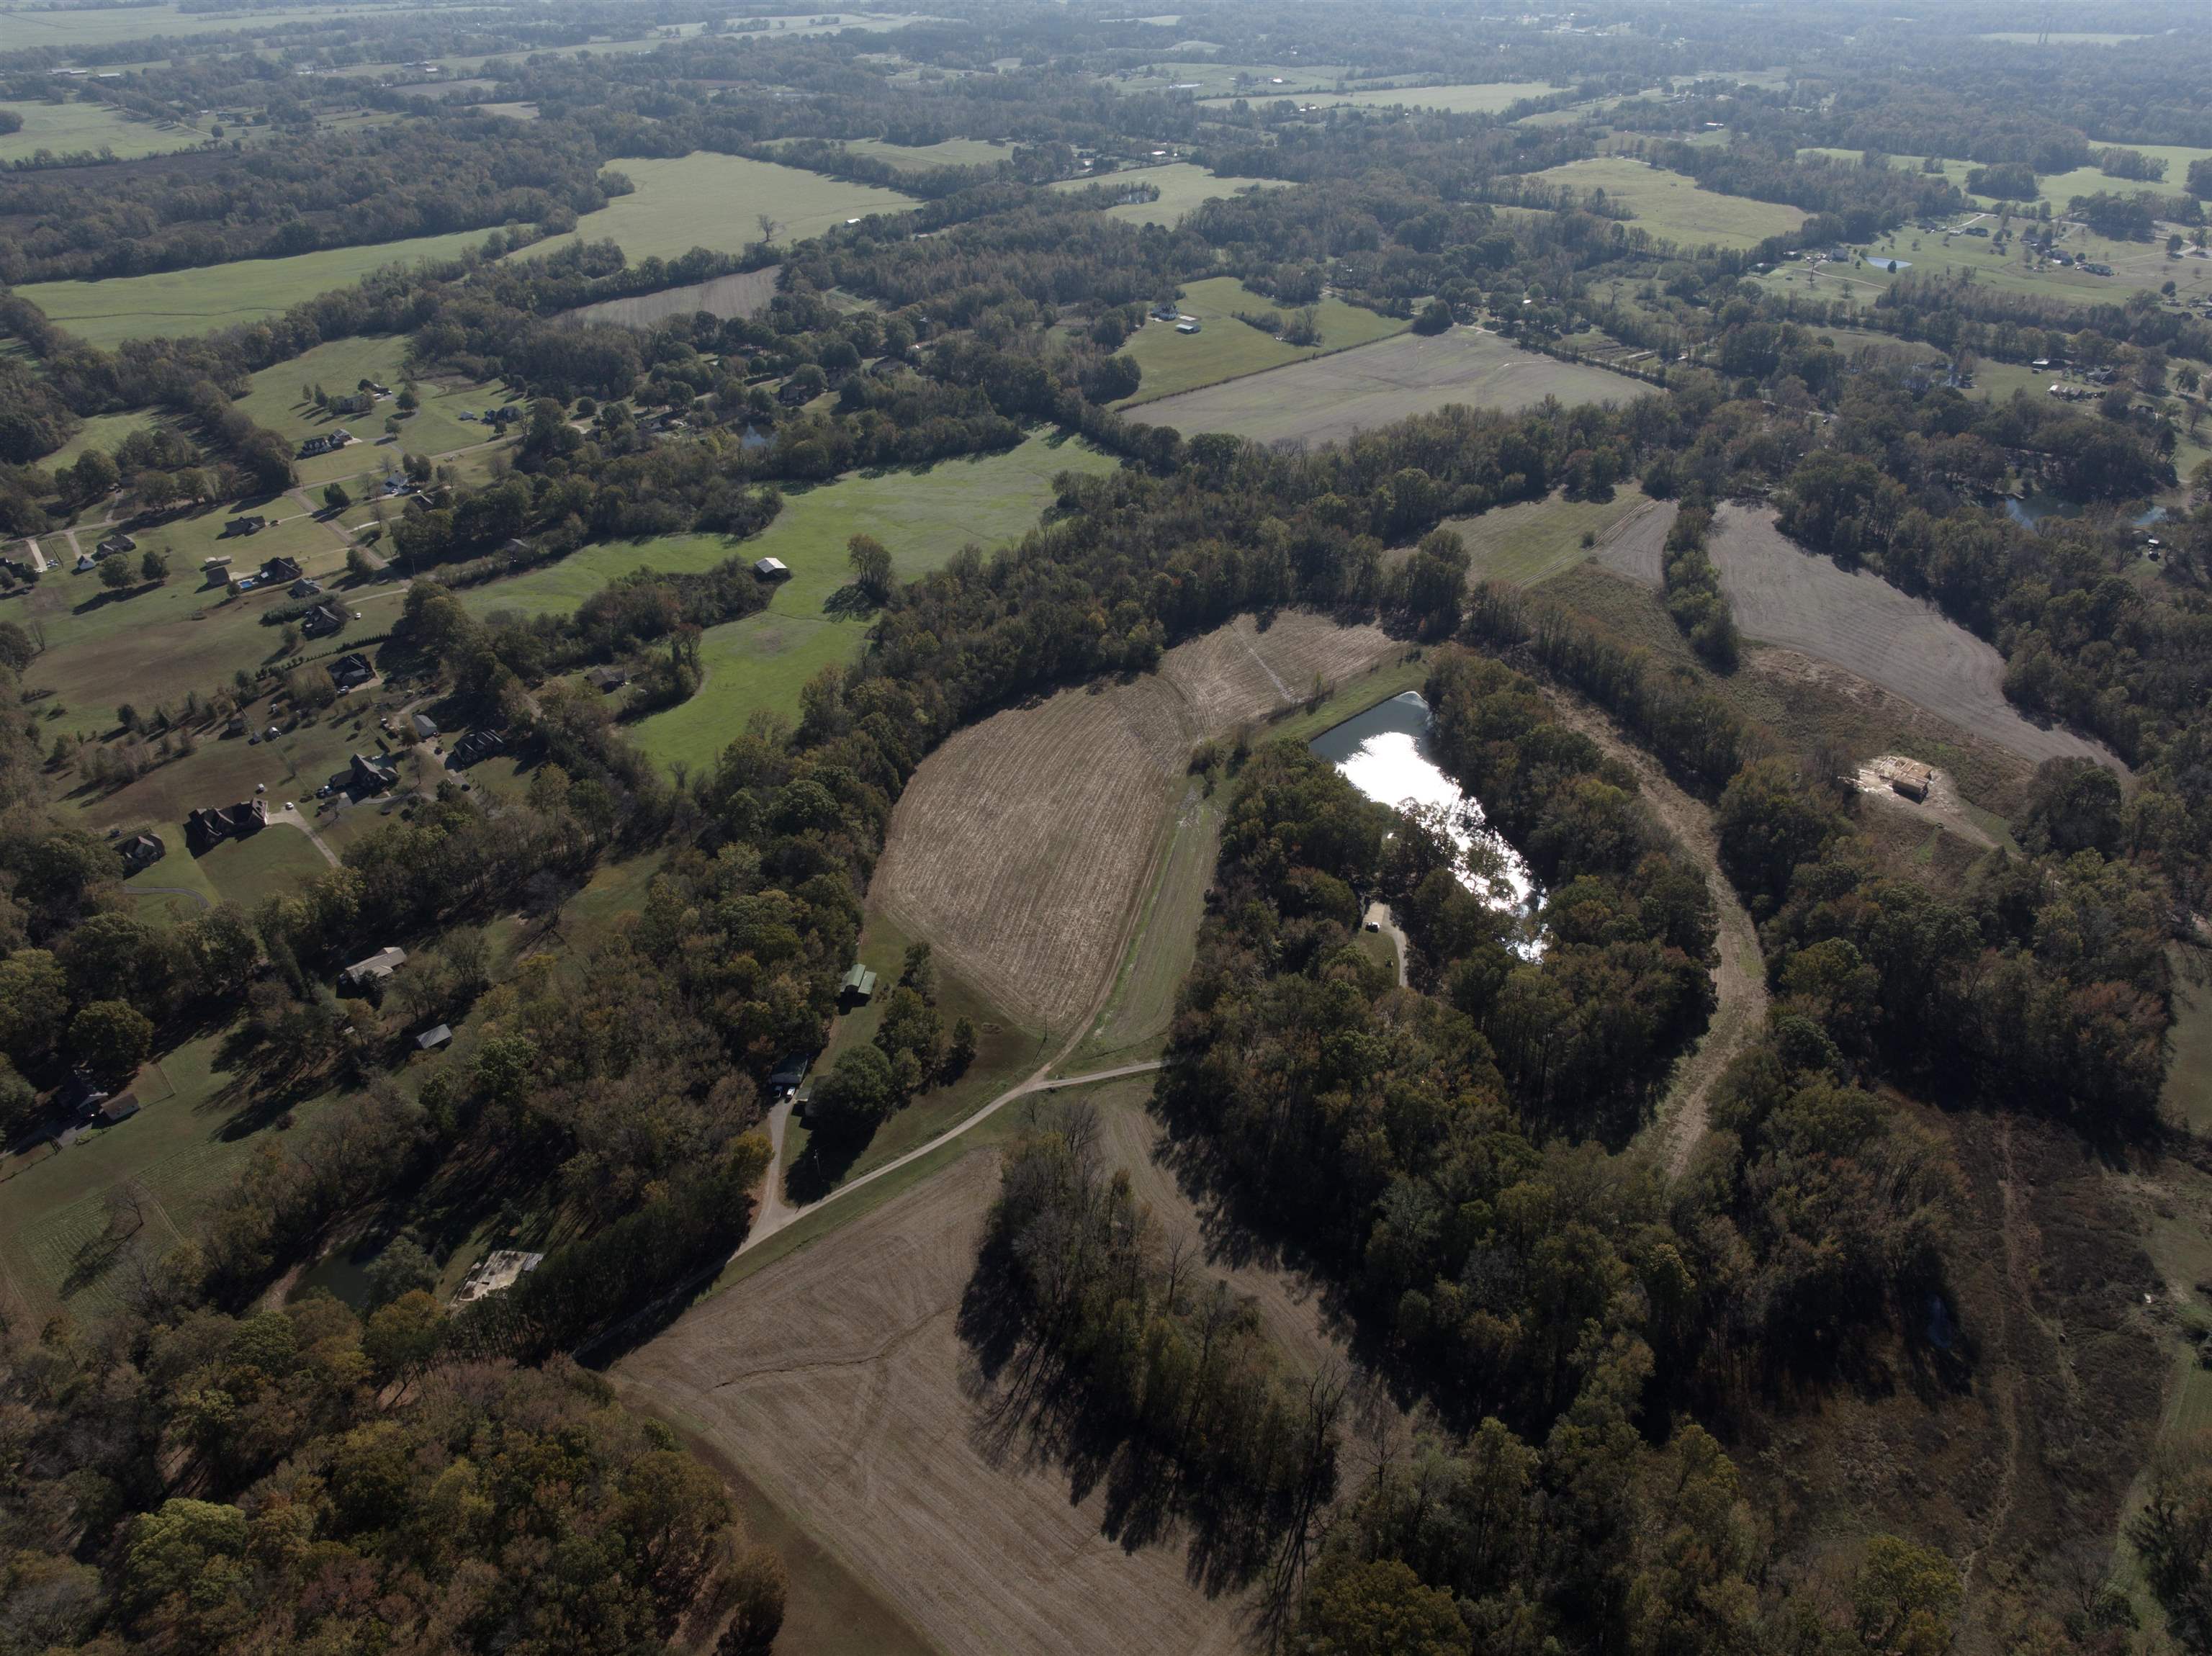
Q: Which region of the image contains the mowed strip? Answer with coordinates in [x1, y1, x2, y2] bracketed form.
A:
[872, 612, 1394, 1032]
[1599, 504, 2114, 767]
[1130, 327, 1647, 448]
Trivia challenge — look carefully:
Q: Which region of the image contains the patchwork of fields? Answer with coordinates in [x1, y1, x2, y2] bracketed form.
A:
[1118, 274, 1408, 402]
[1130, 325, 1647, 446]
[1524, 156, 1807, 250]
[1049, 159, 1285, 228]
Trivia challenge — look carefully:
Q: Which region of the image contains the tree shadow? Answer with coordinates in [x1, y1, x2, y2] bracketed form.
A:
[782, 1124, 865, 1205]
[820, 582, 879, 621]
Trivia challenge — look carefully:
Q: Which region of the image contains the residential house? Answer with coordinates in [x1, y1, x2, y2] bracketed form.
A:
[259, 554, 303, 584]
[349, 751, 399, 793]
[96, 534, 137, 559]
[300, 602, 346, 638]
[116, 831, 165, 873]
[415, 1024, 452, 1052]
[341, 945, 406, 990]
[450, 729, 505, 766]
[585, 665, 630, 693]
[220, 516, 268, 539]
[184, 798, 266, 853]
[328, 652, 375, 690]
[289, 577, 323, 599]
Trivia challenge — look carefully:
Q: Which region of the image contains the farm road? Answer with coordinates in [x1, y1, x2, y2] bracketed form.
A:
[741, 1056, 1166, 1256]
[1542, 690, 1766, 1177]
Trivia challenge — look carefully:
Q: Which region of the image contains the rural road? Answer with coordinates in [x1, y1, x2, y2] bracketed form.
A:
[739, 1056, 1168, 1254]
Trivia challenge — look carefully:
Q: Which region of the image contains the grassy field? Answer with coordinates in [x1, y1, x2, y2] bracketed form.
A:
[543, 434, 1123, 771]
[0, 1025, 336, 1322]
[16, 228, 497, 348]
[1525, 156, 1807, 250]
[1107, 59, 1348, 97]
[518, 152, 918, 266]
[1118, 274, 1408, 403]
[826, 136, 1010, 171]
[1130, 325, 1647, 448]
[2164, 952, 2212, 1135]
[16, 508, 363, 732]
[1051, 159, 1285, 228]
[875, 612, 1392, 1032]
[0, 97, 212, 162]
[1444, 486, 1656, 588]
[1066, 779, 1219, 1070]
[42, 408, 166, 468]
[0, 0, 464, 50]
[233, 334, 513, 486]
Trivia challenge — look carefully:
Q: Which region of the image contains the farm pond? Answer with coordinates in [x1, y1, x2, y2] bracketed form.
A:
[1310, 690, 1545, 950]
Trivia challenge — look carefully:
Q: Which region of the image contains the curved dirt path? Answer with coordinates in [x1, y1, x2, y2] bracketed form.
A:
[1542, 690, 1766, 1177]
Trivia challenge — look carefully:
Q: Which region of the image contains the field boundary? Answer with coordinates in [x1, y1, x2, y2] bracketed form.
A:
[1118, 307, 1416, 410]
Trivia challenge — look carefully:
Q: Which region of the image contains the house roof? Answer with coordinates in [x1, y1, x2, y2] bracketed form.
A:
[416, 1024, 452, 1050]
[344, 945, 407, 981]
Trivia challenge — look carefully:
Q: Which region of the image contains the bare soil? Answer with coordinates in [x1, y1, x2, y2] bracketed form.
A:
[1602, 505, 2113, 768]
[561, 265, 781, 329]
[873, 613, 1393, 1032]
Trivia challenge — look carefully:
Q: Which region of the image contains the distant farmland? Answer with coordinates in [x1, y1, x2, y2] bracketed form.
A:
[562, 266, 781, 329]
[1523, 156, 1807, 251]
[1130, 326, 1647, 448]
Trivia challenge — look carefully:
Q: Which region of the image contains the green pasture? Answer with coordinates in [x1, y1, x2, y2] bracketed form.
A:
[43, 409, 165, 469]
[1445, 487, 1653, 589]
[1067, 780, 1220, 1071]
[1117, 274, 1409, 403]
[0, 96, 211, 163]
[822, 136, 1010, 172]
[0, 1026, 338, 1321]
[1109, 60, 1349, 97]
[16, 228, 497, 349]
[459, 433, 1117, 768]
[1051, 159, 1285, 228]
[1524, 157, 1806, 251]
[1210, 79, 1550, 115]
[518, 152, 919, 266]
[234, 335, 516, 486]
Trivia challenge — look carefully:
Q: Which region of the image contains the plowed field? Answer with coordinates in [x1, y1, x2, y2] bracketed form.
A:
[872, 613, 1395, 1030]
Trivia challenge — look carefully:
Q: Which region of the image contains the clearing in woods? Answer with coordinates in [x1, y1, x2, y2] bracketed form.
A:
[1130, 327, 1647, 449]
[1115, 274, 1411, 405]
[14, 228, 500, 349]
[0, 98, 216, 163]
[1521, 157, 1808, 251]
[1202, 79, 1546, 114]
[559, 266, 781, 329]
[1049, 160, 1287, 228]
[618, 1076, 1346, 1656]
[1597, 503, 2114, 768]
[516, 152, 918, 266]
[873, 611, 1396, 1035]
[1444, 487, 1665, 588]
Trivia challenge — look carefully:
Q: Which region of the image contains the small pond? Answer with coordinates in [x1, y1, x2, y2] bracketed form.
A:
[1310, 691, 1542, 950]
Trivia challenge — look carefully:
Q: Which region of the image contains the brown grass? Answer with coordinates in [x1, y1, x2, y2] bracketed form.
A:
[562, 265, 781, 330]
[1601, 505, 2114, 769]
[872, 612, 1393, 1032]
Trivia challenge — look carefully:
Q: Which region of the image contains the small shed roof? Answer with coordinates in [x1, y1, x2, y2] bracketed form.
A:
[416, 1024, 452, 1050]
[754, 556, 789, 577]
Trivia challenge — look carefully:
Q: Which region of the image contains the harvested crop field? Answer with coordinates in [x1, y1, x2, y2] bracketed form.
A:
[562, 265, 781, 329]
[1600, 505, 2114, 768]
[619, 1077, 1341, 1656]
[873, 612, 1394, 1032]
[1130, 327, 1646, 449]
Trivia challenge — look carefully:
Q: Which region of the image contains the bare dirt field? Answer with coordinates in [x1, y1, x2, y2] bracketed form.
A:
[872, 612, 1394, 1032]
[617, 1078, 1329, 1656]
[1600, 505, 2113, 768]
[1128, 328, 1647, 449]
[562, 265, 781, 329]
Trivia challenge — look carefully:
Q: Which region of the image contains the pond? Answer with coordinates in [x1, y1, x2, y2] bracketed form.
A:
[1310, 691, 1542, 950]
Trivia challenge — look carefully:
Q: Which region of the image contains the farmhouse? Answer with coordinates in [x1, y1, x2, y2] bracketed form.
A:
[328, 652, 375, 690]
[450, 729, 505, 766]
[299, 433, 349, 458]
[341, 945, 407, 989]
[96, 534, 136, 559]
[220, 516, 269, 539]
[349, 751, 399, 793]
[184, 798, 266, 853]
[259, 555, 303, 584]
[300, 602, 346, 638]
[289, 577, 323, 598]
[116, 831, 165, 873]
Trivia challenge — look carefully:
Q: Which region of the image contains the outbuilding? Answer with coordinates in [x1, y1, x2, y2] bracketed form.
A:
[754, 557, 790, 580]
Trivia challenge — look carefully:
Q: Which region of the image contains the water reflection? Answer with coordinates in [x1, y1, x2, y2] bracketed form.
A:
[1312, 692, 1542, 949]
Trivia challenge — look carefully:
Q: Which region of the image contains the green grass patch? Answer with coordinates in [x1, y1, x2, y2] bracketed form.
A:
[17, 228, 500, 349]
[192, 824, 331, 906]
[2163, 950, 2212, 1135]
[0, 97, 213, 163]
[1117, 274, 1409, 404]
[1524, 156, 1807, 251]
[1067, 779, 1220, 1071]
[1051, 160, 1287, 228]
[518, 151, 918, 266]
[1253, 648, 1431, 749]
[233, 334, 516, 489]
[1444, 487, 1652, 589]
[42, 408, 166, 469]
[459, 433, 1118, 770]
[816, 135, 1010, 172]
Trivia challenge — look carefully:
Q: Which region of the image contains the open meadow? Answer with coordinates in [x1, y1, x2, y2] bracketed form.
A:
[1599, 504, 2116, 767]
[1444, 486, 1661, 589]
[14, 228, 497, 348]
[1130, 325, 1646, 447]
[232, 334, 516, 485]
[1524, 156, 1807, 250]
[560, 266, 782, 329]
[517, 151, 919, 265]
[0, 96, 214, 163]
[1205, 78, 1549, 114]
[873, 611, 1394, 1033]
[1118, 274, 1408, 403]
[1051, 159, 1286, 228]
[828, 135, 1011, 171]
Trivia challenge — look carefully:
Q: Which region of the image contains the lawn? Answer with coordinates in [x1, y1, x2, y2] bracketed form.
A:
[16, 228, 499, 348]
[0, 1025, 338, 1322]
[0, 96, 212, 163]
[42, 408, 166, 469]
[517, 152, 919, 266]
[1117, 274, 1410, 404]
[1051, 160, 1285, 228]
[459, 432, 1120, 769]
[17, 508, 362, 732]
[233, 335, 516, 487]
[1524, 156, 1807, 251]
[822, 136, 1011, 172]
